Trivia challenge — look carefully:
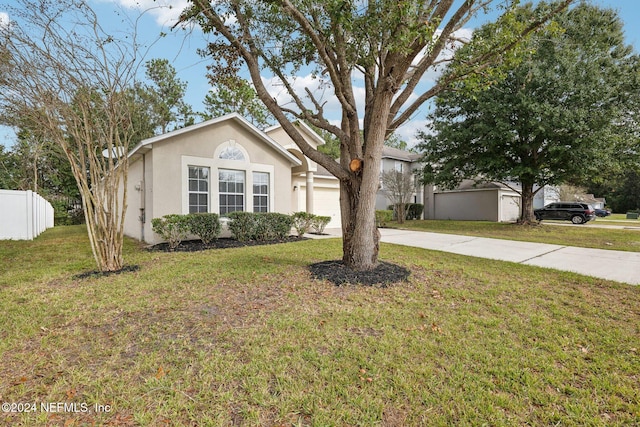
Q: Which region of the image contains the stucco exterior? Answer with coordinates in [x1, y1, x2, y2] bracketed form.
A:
[123, 114, 302, 244]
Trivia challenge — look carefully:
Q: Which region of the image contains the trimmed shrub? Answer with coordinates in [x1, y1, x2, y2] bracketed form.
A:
[187, 213, 221, 244]
[407, 203, 424, 220]
[227, 211, 256, 242]
[151, 214, 190, 250]
[259, 213, 294, 240]
[375, 210, 393, 227]
[227, 212, 293, 241]
[292, 211, 315, 236]
[310, 215, 331, 234]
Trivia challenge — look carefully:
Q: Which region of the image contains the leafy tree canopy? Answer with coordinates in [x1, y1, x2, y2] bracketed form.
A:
[417, 1, 640, 222]
[201, 77, 274, 128]
[136, 58, 195, 134]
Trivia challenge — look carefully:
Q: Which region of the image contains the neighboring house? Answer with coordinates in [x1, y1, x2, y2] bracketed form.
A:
[375, 148, 525, 222]
[121, 113, 341, 244]
[533, 185, 560, 209]
[423, 180, 521, 222]
[376, 146, 424, 211]
[577, 194, 606, 209]
[424, 181, 564, 222]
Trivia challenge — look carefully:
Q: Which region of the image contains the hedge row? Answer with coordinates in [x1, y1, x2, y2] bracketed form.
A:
[375, 210, 393, 227]
[151, 211, 332, 247]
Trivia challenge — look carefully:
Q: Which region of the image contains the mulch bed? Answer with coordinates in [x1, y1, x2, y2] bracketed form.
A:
[148, 236, 307, 252]
[309, 260, 410, 286]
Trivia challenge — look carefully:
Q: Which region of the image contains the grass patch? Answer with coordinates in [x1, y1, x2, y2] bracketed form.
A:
[596, 213, 640, 226]
[1, 225, 639, 425]
[389, 220, 640, 252]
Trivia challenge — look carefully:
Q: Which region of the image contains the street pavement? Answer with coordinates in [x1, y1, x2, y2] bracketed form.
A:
[314, 228, 640, 286]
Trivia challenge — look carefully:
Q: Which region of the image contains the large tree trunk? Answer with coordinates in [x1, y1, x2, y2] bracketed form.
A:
[340, 165, 381, 271]
[339, 106, 388, 271]
[520, 182, 536, 224]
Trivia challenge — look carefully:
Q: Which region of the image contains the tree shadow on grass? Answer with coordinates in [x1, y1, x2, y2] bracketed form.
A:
[73, 264, 140, 280]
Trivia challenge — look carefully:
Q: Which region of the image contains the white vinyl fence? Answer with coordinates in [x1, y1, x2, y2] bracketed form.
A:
[0, 190, 54, 240]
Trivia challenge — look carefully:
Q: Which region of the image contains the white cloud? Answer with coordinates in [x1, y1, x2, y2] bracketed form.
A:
[101, 0, 188, 27]
[395, 118, 432, 149]
[0, 12, 9, 28]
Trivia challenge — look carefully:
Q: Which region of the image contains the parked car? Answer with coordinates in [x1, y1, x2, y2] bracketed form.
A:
[595, 208, 611, 217]
[534, 202, 596, 224]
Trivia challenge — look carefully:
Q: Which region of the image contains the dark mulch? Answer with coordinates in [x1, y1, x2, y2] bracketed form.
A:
[73, 264, 140, 280]
[309, 260, 410, 286]
[149, 236, 308, 252]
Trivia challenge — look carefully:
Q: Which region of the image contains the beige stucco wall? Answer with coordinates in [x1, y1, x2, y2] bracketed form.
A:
[122, 150, 155, 243]
[122, 154, 144, 242]
[125, 119, 296, 244]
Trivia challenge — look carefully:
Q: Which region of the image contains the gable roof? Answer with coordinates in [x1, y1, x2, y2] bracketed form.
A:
[128, 113, 301, 166]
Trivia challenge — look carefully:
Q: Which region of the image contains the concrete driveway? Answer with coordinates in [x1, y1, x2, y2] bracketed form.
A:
[378, 228, 640, 286]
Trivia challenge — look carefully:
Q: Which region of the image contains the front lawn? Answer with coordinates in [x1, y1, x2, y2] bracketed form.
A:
[389, 220, 640, 252]
[1, 225, 639, 426]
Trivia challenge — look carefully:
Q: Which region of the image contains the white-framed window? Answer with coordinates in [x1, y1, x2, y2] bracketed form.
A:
[188, 166, 209, 213]
[394, 161, 404, 172]
[219, 169, 245, 215]
[253, 172, 269, 213]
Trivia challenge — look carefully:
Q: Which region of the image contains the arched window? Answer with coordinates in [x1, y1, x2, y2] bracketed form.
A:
[219, 146, 246, 161]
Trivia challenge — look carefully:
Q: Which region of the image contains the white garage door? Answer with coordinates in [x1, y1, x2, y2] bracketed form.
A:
[301, 184, 341, 228]
[500, 194, 521, 222]
[313, 187, 342, 228]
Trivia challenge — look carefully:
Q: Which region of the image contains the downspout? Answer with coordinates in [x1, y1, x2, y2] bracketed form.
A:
[140, 153, 146, 242]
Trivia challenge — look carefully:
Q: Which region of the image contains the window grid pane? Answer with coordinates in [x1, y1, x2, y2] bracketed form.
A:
[219, 169, 245, 215]
[252, 172, 269, 213]
[188, 166, 209, 214]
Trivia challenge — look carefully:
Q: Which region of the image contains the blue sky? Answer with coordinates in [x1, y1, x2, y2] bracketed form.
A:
[1, 0, 639, 147]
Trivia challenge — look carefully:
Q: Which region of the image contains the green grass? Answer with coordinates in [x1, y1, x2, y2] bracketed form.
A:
[388, 220, 640, 252]
[1, 225, 639, 426]
[598, 213, 640, 225]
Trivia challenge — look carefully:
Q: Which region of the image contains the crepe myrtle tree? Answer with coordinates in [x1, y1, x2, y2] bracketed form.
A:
[0, 0, 150, 272]
[180, 0, 572, 271]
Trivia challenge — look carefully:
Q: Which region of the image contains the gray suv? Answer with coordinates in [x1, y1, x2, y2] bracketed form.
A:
[534, 202, 596, 224]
